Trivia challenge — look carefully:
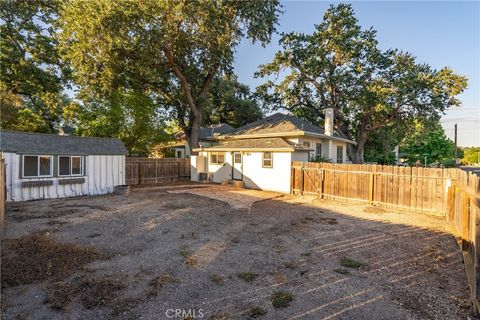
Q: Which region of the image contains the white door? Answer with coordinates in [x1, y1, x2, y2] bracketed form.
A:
[232, 152, 242, 180]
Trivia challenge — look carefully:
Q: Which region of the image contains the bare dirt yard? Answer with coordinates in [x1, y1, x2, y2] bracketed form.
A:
[1, 184, 472, 320]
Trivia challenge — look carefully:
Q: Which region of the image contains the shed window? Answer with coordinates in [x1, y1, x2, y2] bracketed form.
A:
[59, 156, 83, 176]
[210, 152, 225, 164]
[262, 152, 273, 168]
[23, 155, 52, 177]
[336, 146, 344, 163]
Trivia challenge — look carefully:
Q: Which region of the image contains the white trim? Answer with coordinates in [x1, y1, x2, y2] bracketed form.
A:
[22, 154, 53, 178]
[58, 155, 84, 177]
[217, 130, 356, 145]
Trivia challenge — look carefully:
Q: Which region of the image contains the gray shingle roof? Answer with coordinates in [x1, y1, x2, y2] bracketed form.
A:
[198, 123, 235, 140]
[195, 137, 311, 151]
[231, 113, 325, 136]
[0, 130, 127, 155]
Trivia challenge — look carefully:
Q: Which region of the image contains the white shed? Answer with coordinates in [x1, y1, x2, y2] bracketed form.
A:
[0, 130, 127, 201]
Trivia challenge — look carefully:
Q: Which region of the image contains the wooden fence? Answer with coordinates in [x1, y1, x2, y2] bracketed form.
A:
[291, 161, 480, 312]
[125, 158, 190, 185]
[0, 156, 5, 237]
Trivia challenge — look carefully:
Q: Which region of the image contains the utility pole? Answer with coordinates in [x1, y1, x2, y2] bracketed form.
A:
[454, 124, 458, 167]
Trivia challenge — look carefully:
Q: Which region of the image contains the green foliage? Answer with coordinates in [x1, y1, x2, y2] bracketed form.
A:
[402, 123, 461, 167]
[310, 155, 332, 163]
[59, 0, 280, 149]
[0, 0, 70, 132]
[255, 4, 467, 163]
[203, 77, 263, 128]
[270, 291, 294, 308]
[340, 258, 364, 269]
[462, 147, 480, 165]
[67, 90, 169, 156]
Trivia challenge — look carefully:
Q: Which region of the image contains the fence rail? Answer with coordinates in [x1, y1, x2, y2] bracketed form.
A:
[0, 156, 5, 237]
[125, 158, 190, 185]
[291, 161, 480, 312]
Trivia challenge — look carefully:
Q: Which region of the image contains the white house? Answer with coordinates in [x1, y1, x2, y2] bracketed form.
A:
[0, 130, 127, 201]
[191, 108, 356, 193]
[172, 123, 235, 158]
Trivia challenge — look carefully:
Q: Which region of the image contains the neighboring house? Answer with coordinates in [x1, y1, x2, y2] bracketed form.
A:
[0, 130, 127, 201]
[191, 108, 356, 193]
[172, 123, 235, 158]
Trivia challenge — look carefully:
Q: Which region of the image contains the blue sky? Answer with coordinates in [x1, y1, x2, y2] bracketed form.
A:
[233, 1, 480, 147]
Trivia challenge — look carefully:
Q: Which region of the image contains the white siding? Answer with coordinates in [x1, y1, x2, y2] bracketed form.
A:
[4, 153, 125, 202]
[194, 151, 292, 194]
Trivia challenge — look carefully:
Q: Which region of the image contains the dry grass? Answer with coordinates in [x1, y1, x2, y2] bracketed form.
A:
[363, 206, 388, 214]
[271, 291, 294, 308]
[45, 276, 127, 310]
[81, 276, 128, 309]
[249, 305, 267, 318]
[185, 255, 198, 267]
[148, 273, 178, 297]
[237, 272, 258, 283]
[210, 273, 225, 285]
[45, 282, 78, 310]
[1, 235, 106, 288]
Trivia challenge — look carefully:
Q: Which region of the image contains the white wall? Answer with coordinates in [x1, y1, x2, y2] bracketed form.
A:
[193, 151, 293, 194]
[4, 153, 125, 202]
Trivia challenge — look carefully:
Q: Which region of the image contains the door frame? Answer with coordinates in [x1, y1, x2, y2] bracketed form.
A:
[232, 152, 243, 181]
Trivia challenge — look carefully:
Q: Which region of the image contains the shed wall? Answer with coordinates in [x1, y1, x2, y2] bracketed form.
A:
[4, 153, 125, 201]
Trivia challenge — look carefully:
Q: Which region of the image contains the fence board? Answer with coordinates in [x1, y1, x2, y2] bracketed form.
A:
[0, 156, 5, 236]
[125, 158, 190, 185]
[291, 161, 480, 313]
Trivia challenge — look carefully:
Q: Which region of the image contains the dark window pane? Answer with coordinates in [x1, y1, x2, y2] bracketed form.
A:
[211, 154, 217, 164]
[72, 157, 81, 175]
[316, 143, 322, 156]
[59, 156, 70, 175]
[234, 153, 241, 164]
[39, 156, 51, 175]
[24, 156, 38, 176]
[218, 154, 225, 163]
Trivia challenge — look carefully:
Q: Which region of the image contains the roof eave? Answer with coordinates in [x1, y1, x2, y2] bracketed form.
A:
[192, 147, 295, 152]
[303, 131, 357, 145]
[218, 131, 305, 139]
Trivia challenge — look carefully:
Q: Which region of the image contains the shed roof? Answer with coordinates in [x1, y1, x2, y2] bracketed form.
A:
[193, 137, 311, 152]
[0, 130, 128, 155]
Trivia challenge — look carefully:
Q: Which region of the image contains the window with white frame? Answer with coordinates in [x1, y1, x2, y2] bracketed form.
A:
[303, 141, 311, 148]
[262, 152, 273, 168]
[59, 156, 83, 176]
[336, 146, 344, 163]
[210, 152, 225, 164]
[316, 143, 322, 157]
[23, 155, 53, 177]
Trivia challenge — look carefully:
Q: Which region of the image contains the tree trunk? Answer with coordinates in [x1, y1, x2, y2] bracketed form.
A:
[348, 136, 367, 164]
[188, 111, 202, 155]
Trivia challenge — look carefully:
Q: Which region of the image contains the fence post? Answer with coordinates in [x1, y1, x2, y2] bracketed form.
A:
[319, 169, 325, 199]
[300, 163, 305, 196]
[462, 194, 471, 251]
[447, 184, 455, 221]
[369, 173, 375, 205]
[137, 162, 141, 185]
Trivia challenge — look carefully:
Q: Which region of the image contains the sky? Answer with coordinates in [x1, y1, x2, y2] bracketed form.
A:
[233, 1, 480, 147]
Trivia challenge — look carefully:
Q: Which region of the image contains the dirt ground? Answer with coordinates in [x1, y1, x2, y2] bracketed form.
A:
[1, 184, 472, 320]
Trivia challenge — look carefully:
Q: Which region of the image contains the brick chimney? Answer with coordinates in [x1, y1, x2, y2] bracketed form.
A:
[324, 108, 334, 136]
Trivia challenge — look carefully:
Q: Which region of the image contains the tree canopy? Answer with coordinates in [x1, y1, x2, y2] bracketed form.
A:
[59, 0, 280, 151]
[256, 4, 467, 163]
[0, 0, 70, 132]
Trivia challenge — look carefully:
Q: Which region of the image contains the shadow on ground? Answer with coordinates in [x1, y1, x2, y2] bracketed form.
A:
[1, 184, 472, 320]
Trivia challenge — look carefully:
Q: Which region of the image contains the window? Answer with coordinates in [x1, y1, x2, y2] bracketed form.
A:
[303, 141, 311, 148]
[336, 146, 344, 163]
[23, 155, 52, 177]
[58, 156, 83, 176]
[234, 153, 242, 164]
[316, 143, 322, 157]
[262, 152, 273, 168]
[210, 152, 225, 164]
